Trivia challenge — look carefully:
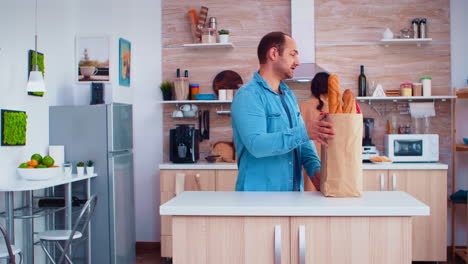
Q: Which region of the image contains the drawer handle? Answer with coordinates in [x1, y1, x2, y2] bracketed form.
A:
[275, 225, 282, 264]
[392, 174, 397, 191]
[299, 225, 306, 264]
[195, 174, 201, 191]
[380, 174, 385, 191]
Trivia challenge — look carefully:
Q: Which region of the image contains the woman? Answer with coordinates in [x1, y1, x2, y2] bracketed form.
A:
[299, 72, 330, 191]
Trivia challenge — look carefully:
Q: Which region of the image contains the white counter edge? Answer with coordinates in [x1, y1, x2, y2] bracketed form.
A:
[0, 173, 98, 192]
[159, 162, 448, 170]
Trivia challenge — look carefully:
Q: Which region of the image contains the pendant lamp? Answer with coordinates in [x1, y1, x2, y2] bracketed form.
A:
[26, 0, 45, 92]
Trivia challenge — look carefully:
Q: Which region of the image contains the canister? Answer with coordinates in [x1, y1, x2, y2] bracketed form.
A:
[412, 83, 423, 96]
[400, 83, 412, 96]
[190, 84, 199, 100]
[421, 77, 432, 96]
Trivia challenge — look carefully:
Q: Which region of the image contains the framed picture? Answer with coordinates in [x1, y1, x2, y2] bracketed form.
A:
[27, 50, 45, 96]
[1, 109, 27, 146]
[119, 38, 131, 87]
[75, 35, 110, 83]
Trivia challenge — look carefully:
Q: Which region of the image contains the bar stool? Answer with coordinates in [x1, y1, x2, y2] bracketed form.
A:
[0, 224, 22, 264]
[37, 195, 98, 264]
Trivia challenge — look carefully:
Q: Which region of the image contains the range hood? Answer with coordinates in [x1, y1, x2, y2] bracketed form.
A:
[287, 0, 326, 82]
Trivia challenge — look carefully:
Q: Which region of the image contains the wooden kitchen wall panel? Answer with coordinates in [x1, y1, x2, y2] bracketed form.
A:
[316, 44, 451, 96]
[163, 104, 234, 161]
[162, 0, 290, 47]
[315, 0, 449, 43]
[162, 46, 259, 94]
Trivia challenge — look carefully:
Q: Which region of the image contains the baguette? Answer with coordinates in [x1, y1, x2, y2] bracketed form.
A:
[342, 89, 357, 114]
[328, 74, 343, 114]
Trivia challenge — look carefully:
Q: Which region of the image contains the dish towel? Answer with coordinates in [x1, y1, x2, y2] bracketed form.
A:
[175, 173, 185, 195]
[409, 102, 436, 118]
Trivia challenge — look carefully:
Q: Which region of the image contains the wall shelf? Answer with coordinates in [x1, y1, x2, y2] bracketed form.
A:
[380, 38, 432, 47]
[357, 95, 456, 102]
[456, 88, 468, 99]
[182, 43, 234, 49]
[456, 144, 468, 152]
[160, 100, 232, 104]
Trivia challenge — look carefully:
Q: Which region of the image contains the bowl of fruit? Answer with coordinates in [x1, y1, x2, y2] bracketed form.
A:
[17, 154, 60, 181]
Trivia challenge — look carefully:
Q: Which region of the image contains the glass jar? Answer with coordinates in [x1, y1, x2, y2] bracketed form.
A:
[201, 28, 216, 44]
[400, 83, 412, 96]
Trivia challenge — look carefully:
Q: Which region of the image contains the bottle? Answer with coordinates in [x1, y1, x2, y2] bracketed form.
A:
[387, 120, 392, 134]
[358, 65, 367, 96]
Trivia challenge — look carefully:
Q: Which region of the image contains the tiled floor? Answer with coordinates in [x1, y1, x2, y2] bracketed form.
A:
[136, 246, 466, 264]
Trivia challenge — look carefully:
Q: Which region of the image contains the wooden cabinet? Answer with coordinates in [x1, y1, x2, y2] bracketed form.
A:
[160, 169, 238, 258]
[173, 216, 290, 264]
[160, 170, 216, 257]
[215, 170, 238, 191]
[363, 170, 388, 191]
[290, 216, 412, 264]
[172, 215, 412, 264]
[363, 169, 447, 261]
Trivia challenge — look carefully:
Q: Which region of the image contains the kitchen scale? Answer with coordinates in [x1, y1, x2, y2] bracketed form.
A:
[362, 118, 379, 161]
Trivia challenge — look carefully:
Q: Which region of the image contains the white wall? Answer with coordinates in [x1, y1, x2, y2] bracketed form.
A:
[1, 2, 162, 258]
[451, 0, 468, 246]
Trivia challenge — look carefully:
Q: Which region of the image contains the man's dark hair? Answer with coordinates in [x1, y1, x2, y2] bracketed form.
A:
[257, 32, 290, 64]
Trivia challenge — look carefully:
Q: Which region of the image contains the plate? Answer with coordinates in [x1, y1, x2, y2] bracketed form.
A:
[212, 70, 243, 96]
[370, 161, 393, 164]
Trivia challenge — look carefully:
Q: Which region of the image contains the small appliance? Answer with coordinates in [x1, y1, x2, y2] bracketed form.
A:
[170, 124, 200, 163]
[90, 82, 105, 104]
[385, 134, 439, 162]
[362, 118, 379, 161]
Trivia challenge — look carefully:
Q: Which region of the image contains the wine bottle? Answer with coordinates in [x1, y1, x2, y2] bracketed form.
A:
[358, 65, 367, 96]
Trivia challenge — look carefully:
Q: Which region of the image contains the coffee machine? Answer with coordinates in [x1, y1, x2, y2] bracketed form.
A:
[362, 118, 379, 161]
[170, 124, 199, 163]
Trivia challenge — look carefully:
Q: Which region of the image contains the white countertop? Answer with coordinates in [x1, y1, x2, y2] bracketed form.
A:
[0, 174, 97, 192]
[160, 191, 429, 217]
[159, 161, 448, 170]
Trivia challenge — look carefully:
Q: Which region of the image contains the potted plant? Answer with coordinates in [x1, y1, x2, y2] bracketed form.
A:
[160, 81, 173, 101]
[76, 161, 85, 176]
[218, 29, 230, 44]
[86, 160, 94, 176]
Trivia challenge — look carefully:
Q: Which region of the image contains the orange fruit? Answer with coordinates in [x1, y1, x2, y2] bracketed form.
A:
[27, 160, 38, 167]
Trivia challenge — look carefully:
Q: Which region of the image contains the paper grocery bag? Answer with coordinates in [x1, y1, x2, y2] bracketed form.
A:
[321, 114, 363, 197]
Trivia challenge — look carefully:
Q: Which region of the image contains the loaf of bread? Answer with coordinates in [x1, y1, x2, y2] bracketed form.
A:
[342, 89, 357, 114]
[328, 74, 343, 114]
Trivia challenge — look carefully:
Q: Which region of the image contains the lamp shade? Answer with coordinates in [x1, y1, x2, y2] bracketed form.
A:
[26, 70, 45, 92]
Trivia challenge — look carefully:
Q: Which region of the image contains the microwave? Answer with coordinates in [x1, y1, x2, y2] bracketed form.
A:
[385, 134, 439, 162]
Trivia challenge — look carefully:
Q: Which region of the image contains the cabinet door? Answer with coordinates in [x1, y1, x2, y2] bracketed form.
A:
[363, 170, 388, 191]
[389, 170, 447, 261]
[172, 216, 290, 264]
[290, 216, 412, 264]
[160, 170, 216, 258]
[215, 170, 238, 191]
[160, 170, 216, 193]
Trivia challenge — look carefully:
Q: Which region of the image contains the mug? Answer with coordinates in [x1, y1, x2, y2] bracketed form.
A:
[218, 89, 227, 100]
[172, 110, 184, 118]
[80, 66, 99, 77]
[180, 104, 198, 112]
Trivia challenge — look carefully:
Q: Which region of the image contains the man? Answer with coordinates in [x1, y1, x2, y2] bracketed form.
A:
[231, 32, 334, 191]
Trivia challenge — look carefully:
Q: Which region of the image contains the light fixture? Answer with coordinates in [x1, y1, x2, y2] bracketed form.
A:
[26, 0, 45, 92]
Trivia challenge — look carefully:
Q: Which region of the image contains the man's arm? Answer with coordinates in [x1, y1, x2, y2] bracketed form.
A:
[231, 90, 309, 158]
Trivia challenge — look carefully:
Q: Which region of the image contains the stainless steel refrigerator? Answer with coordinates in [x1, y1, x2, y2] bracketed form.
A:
[49, 103, 136, 264]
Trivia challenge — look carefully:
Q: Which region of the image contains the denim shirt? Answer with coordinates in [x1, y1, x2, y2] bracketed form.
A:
[231, 72, 321, 191]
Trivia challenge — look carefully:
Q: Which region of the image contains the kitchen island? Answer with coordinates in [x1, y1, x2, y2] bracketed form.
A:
[160, 191, 429, 264]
